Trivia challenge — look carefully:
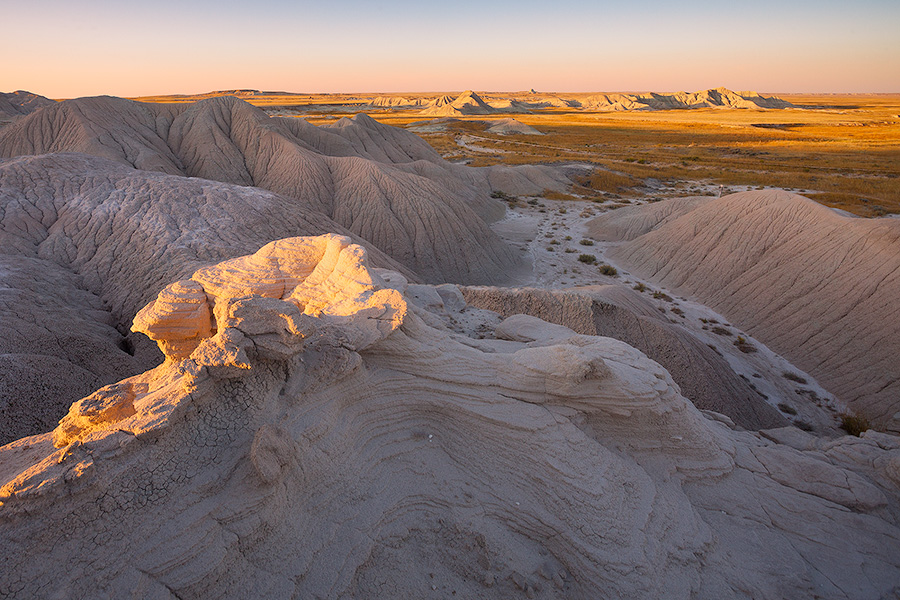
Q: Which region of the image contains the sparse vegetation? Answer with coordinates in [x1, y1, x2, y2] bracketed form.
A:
[577, 254, 597, 264]
[710, 326, 731, 336]
[782, 371, 808, 385]
[578, 239, 595, 246]
[633, 282, 647, 292]
[777, 403, 798, 415]
[375, 96, 900, 218]
[733, 336, 757, 353]
[598, 264, 618, 276]
[652, 291, 673, 302]
[840, 413, 870, 436]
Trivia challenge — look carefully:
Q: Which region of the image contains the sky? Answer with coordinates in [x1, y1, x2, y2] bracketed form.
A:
[3, 0, 899, 98]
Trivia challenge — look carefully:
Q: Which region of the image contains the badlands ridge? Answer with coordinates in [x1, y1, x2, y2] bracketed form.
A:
[0, 92, 898, 598]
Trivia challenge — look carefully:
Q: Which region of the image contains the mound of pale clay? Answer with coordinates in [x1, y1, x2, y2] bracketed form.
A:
[419, 90, 497, 116]
[0, 255, 157, 446]
[1, 234, 899, 599]
[370, 96, 421, 108]
[0, 152, 419, 439]
[485, 118, 543, 135]
[587, 196, 712, 241]
[596, 190, 900, 431]
[0, 95, 536, 284]
[0, 91, 54, 119]
[486, 99, 534, 112]
[530, 96, 582, 108]
[460, 285, 786, 430]
[582, 88, 793, 111]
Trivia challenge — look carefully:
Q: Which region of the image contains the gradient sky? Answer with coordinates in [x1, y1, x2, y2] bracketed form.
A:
[4, 0, 899, 97]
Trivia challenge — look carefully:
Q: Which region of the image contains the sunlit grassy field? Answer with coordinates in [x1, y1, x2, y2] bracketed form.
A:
[134, 92, 900, 217]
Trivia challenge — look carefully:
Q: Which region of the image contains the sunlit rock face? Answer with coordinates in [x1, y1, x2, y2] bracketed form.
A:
[1, 235, 899, 599]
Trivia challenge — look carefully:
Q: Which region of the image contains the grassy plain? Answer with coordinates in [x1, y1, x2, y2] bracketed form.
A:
[135, 92, 900, 217]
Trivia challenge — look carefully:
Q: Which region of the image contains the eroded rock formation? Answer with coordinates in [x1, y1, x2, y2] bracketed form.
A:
[1, 235, 898, 599]
[460, 284, 787, 430]
[590, 190, 900, 431]
[0, 95, 572, 283]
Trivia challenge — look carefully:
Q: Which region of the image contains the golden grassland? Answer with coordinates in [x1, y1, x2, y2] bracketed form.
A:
[134, 92, 900, 217]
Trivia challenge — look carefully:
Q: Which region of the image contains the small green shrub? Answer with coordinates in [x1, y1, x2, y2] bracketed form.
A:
[633, 282, 647, 292]
[652, 291, 673, 302]
[598, 264, 618, 276]
[579, 239, 595, 246]
[564, 235, 572, 241]
[578, 254, 597, 264]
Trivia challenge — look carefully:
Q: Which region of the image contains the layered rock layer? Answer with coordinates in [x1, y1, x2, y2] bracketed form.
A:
[591, 190, 900, 431]
[1, 235, 898, 599]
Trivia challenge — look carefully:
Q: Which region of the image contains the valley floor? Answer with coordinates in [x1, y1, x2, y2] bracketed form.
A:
[490, 190, 846, 436]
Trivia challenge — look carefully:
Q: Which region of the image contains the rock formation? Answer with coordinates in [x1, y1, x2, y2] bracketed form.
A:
[0, 152, 412, 444]
[419, 90, 500, 116]
[0, 95, 564, 284]
[485, 118, 543, 135]
[590, 190, 900, 431]
[0, 91, 54, 119]
[370, 96, 422, 108]
[582, 88, 793, 111]
[1, 235, 898, 599]
[460, 285, 787, 430]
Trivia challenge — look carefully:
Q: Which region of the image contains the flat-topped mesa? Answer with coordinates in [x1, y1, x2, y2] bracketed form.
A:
[133, 234, 407, 363]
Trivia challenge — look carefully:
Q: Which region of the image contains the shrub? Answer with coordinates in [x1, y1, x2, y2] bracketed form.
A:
[598, 264, 618, 276]
[671, 307, 684, 316]
[633, 282, 647, 292]
[710, 326, 731, 336]
[652, 291, 673, 302]
[733, 336, 757, 353]
[777, 403, 798, 415]
[564, 235, 572, 241]
[840, 413, 870, 436]
[782, 371, 808, 385]
[579, 239, 595, 246]
[577, 254, 597, 264]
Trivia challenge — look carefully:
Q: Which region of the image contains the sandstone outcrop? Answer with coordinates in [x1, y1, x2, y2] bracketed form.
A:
[1, 235, 898, 599]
